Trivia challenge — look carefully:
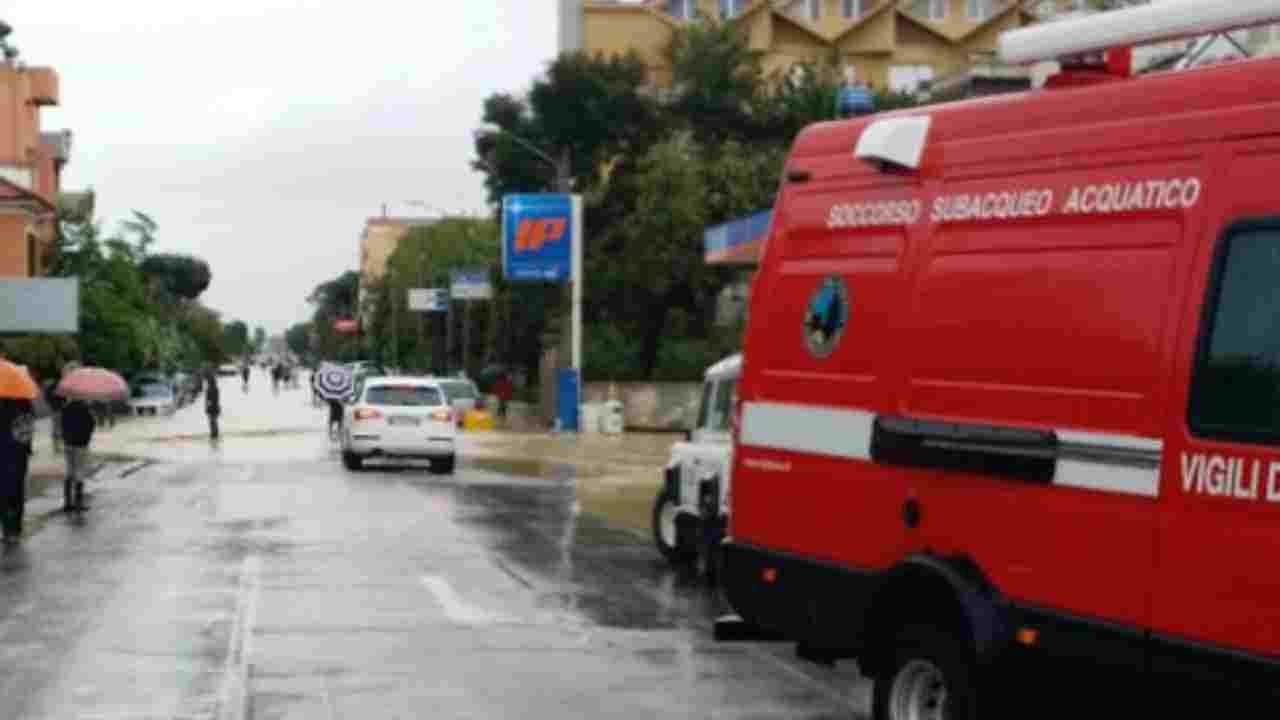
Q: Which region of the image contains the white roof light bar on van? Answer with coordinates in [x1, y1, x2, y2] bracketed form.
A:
[1000, 0, 1280, 65]
[855, 116, 931, 170]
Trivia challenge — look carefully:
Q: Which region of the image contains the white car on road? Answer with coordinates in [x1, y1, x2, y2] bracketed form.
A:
[129, 383, 177, 416]
[341, 377, 457, 474]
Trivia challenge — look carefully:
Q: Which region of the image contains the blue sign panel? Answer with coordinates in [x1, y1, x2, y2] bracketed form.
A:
[704, 210, 772, 265]
[502, 194, 573, 283]
[556, 368, 580, 432]
[836, 85, 875, 117]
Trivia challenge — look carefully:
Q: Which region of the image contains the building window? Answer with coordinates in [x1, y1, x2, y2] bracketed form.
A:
[967, 0, 995, 21]
[1189, 219, 1280, 444]
[664, 0, 693, 21]
[843, 0, 865, 19]
[889, 64, 935, 94]
[928, 0, 946, 21]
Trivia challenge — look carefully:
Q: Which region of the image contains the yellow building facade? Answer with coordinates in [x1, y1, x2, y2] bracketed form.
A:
[573, 0, 1043, 93]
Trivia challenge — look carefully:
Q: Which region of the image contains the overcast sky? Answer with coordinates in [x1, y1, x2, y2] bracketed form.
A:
[7, 0, 557, 335]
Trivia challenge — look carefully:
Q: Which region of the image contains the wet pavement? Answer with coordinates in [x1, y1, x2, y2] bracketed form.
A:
[0, 374, 870, 719]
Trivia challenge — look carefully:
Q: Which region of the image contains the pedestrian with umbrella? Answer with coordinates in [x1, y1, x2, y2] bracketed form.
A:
[56, 365, 126, 513]
[314, 364, 354, 441]
[0, 359, 37, 544]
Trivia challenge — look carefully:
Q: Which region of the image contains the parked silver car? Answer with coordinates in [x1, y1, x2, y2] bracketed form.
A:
[436, 378, 480, 426]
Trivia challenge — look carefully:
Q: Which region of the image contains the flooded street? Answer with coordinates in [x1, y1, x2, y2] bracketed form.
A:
[0, 378, 869, 719]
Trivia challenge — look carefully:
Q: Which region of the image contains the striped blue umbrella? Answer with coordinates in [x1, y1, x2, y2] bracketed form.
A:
[314, 363, 354, 401]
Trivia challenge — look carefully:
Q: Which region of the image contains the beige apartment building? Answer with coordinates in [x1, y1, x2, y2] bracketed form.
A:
[564, 0, 1043, 95]
[357, 216, 439, 322]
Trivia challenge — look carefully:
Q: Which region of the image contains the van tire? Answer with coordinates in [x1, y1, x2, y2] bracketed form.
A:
[342, 452, 363, 471]
[872, 625, 978, 720]
[652, 488, 694, 565]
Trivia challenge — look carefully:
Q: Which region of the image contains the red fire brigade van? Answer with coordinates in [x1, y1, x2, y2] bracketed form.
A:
[720, 3, 1280, 717]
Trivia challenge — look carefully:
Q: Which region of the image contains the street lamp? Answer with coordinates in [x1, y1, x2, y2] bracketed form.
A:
[475, 124, 573, 193]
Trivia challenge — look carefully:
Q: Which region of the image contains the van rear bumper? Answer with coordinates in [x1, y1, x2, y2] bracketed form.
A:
[720, 541, 875, 652]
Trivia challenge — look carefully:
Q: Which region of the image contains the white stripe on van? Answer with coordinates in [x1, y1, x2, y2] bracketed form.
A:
[739, 402, 1162, 497]
[1056, 430, 1163, 454]
[740, 402, 874, 461]
[1053, 459, 1161, 499]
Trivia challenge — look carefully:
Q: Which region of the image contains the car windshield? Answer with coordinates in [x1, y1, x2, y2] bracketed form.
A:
[440, 381, 478, 400]
[134, 384, 170, 399]
[365, 386, 443, 407]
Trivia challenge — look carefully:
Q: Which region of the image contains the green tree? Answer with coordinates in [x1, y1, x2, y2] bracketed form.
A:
[139, 253, 212, 300]
[222, 320, 250, 360]
[665, 16, 766, 142]
[307, 271, 362, 362]
[368, 218, 501, 374]
[285, 322, 312, 359]
[474, 51, 661, 205]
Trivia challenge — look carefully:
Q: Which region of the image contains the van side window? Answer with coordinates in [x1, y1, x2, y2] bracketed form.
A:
[709, 379, 737, 433]
[696, 381, 714, 431]
[1189, 220, 1280, 444]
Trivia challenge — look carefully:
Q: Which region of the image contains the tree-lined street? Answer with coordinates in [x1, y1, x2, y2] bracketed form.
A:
[0, 377, 870, 719]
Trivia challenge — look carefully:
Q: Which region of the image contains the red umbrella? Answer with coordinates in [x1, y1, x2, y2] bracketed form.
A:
[57, 366, 129, 402]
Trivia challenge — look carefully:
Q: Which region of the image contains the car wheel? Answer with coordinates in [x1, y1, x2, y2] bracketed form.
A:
[342, 451, 364, 471]
[651, 487, 695, 565]
[872, 625, 978, 720]
[430, 455, 456, 475]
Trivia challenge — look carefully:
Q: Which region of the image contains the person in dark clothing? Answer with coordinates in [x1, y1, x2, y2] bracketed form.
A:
[61, 398, 95, 512]
[205, 369, 221, 440]
[240, 365, 250, 393]
[328, 398, 343, 441]
[0, 398, 35, 543]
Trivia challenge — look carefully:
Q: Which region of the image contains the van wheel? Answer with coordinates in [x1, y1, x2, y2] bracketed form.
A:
[342, 452, 363, 471]
[873, 625, 978, 720]
[652, 488, 694, 565]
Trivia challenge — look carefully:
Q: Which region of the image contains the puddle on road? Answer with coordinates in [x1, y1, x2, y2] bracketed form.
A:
[464, 456, 601, 482]
[144, 427, 320, 443]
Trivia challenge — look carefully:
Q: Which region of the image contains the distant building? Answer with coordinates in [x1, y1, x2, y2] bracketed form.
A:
[357, 216, 440, 324]
[564, 0, 1043, 96]
[0, 59, 69, 278]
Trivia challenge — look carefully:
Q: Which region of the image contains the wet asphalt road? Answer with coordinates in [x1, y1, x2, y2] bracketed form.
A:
[0, 377, 870, 719]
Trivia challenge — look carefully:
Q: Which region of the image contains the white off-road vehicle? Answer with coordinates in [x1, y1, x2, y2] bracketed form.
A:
[652, 354, 739, 581]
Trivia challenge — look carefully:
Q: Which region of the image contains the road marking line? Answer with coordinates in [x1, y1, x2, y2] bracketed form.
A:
[218, 555, 260, 720]
[420, 575, 513, 625]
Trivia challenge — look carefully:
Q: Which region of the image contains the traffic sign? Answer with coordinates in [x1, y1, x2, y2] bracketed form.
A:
[450, 267, 493, 301]
[407, 287, 449, 312]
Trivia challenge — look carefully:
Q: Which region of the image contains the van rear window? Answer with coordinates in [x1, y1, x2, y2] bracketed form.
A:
[1190, 222, 1280, 443]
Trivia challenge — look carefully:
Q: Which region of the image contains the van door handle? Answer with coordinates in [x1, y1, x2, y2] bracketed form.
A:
[902, 499, 921, 529]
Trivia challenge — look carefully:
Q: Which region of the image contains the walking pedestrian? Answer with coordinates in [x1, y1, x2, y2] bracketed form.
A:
[205, 368, 221, 440]
[493, 373, 514, 420]
[241, 364, 250, 393]
[61, 396, 95, 513]
[0, 397, 35, 544]
[328, 397, 344, 442]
